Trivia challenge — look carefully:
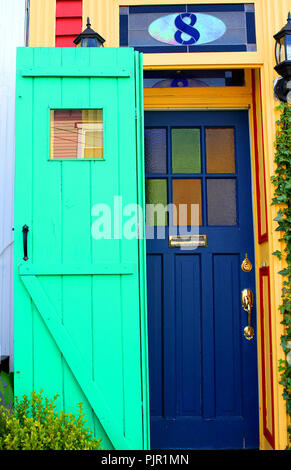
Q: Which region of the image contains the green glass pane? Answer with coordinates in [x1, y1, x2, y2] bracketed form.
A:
[145, 179, 168, 226]
[172, 128, 201, 174]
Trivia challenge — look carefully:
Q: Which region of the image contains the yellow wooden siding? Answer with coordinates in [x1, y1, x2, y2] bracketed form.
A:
[29, 0, 56, 47]
[257, 0, 289, 450]
[28, 0, 289, 449]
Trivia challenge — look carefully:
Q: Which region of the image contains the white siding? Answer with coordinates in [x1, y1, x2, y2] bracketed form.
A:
[0, 0, 27, 370]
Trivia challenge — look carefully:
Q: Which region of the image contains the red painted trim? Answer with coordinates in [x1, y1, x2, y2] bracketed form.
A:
[56, 17, 82, 36]
[55, 0, 82, 47]
[251, 70, 268, 244]
[56, 0, 83, 17]
[56, 35, 80, 47]
[258, 76, 269, 243]
[259, 266, 275, 449]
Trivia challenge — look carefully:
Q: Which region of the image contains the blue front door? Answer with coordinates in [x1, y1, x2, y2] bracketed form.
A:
[145, 111, 259, 449]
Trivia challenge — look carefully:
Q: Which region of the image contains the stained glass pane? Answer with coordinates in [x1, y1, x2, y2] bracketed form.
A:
[145, 128, 167, 174]
[144, 69, 245, 88]
[172, 179, 202, 226]
[146, 179, 168, 226]
[50, 109, 103, 159]
[206, 128, 235, 173]
[172, 129, 201, 174]
[119, 6, 257, 54]
[207, 179, 237, 225]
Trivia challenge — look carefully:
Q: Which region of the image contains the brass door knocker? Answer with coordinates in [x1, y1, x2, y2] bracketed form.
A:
[241, 253, 252, 273]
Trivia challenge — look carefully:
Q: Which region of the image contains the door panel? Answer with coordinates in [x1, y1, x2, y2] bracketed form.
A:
[176, 254, 201, 418]
[145, 111, 259, 449]
[14, 47, 149, 450]
[213, 254, 242, 418]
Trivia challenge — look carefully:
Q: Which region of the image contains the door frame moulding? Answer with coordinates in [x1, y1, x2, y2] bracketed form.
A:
[144, 69, 253, 109]
[144, 65, 276, 450]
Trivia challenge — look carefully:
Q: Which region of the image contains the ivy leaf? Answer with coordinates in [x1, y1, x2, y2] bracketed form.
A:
[272, 104, 291, 445]
[273, 250, 282, 259]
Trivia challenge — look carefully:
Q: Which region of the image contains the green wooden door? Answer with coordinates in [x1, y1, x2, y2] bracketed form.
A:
[14, 47, 149, 450]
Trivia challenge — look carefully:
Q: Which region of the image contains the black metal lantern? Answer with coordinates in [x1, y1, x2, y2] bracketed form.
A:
[74, 18, 105, 47]
[274, 12, 291, 102]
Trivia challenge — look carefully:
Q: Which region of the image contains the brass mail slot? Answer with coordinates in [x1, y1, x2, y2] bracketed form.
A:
[169, 235, 207, 248]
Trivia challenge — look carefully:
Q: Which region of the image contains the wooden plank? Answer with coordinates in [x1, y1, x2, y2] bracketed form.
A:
[20, 274, 132, 450]
[89, 59, 125, 449]
[14, 47, 34, 395]
[134, 51, 150, 450]
[117, 49, 144, 449]
[31, 48, 64, 407]
[21, 66, 130, 77]
[58, 53, 95, 433]
[19, 263, 134, 276]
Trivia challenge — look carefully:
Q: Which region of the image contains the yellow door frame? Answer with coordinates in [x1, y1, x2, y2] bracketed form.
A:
[142, 65, 286, 450]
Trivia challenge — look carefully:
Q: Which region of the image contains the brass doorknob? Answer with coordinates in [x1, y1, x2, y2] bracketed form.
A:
[241, 288, 254, 341]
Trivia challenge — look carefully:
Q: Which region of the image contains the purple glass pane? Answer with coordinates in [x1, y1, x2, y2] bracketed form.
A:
[207, 179, 237, 225]
[145, 128, 167, 174]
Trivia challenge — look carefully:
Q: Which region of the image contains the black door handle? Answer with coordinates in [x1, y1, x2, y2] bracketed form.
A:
[22, 225, 29, 261]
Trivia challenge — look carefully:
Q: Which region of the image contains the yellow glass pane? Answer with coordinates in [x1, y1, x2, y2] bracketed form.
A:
[206, 128, 235, 173]
[172, 179, 202, 226]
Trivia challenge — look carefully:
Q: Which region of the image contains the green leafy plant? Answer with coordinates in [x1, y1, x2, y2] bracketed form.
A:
[0, 371, 14, 409]
[0, 390, 102, 450]
[271, 102, 291, 447]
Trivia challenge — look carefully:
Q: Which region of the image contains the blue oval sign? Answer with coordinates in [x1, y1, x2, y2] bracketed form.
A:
[148, 13, 226, 46]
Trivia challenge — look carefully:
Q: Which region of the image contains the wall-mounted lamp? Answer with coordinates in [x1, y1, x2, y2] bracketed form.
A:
[74, 18, 105, 48]
[274, 12, 291, 102]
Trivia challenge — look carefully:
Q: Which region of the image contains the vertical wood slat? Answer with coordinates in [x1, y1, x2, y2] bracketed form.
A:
[31, 47, 63, 408]
[60, 47, 94, 428]
[134, 50, 150, 450]
[29, 0, 56, 47]
[90, 48, 123, 448]
[14, 47, 34, 389]
[117, 47, 143, 446]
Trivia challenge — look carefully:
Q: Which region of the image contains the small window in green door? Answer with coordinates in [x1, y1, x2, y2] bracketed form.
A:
[172, 128, 201, 173]
[50, 109, 103, 159]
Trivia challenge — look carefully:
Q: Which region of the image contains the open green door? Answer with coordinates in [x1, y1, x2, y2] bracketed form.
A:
[14, 47, 149, 450]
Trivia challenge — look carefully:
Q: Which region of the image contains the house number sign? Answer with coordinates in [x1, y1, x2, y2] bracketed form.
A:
[119, 4, 257, 53]
[148, 13, 226, 46]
